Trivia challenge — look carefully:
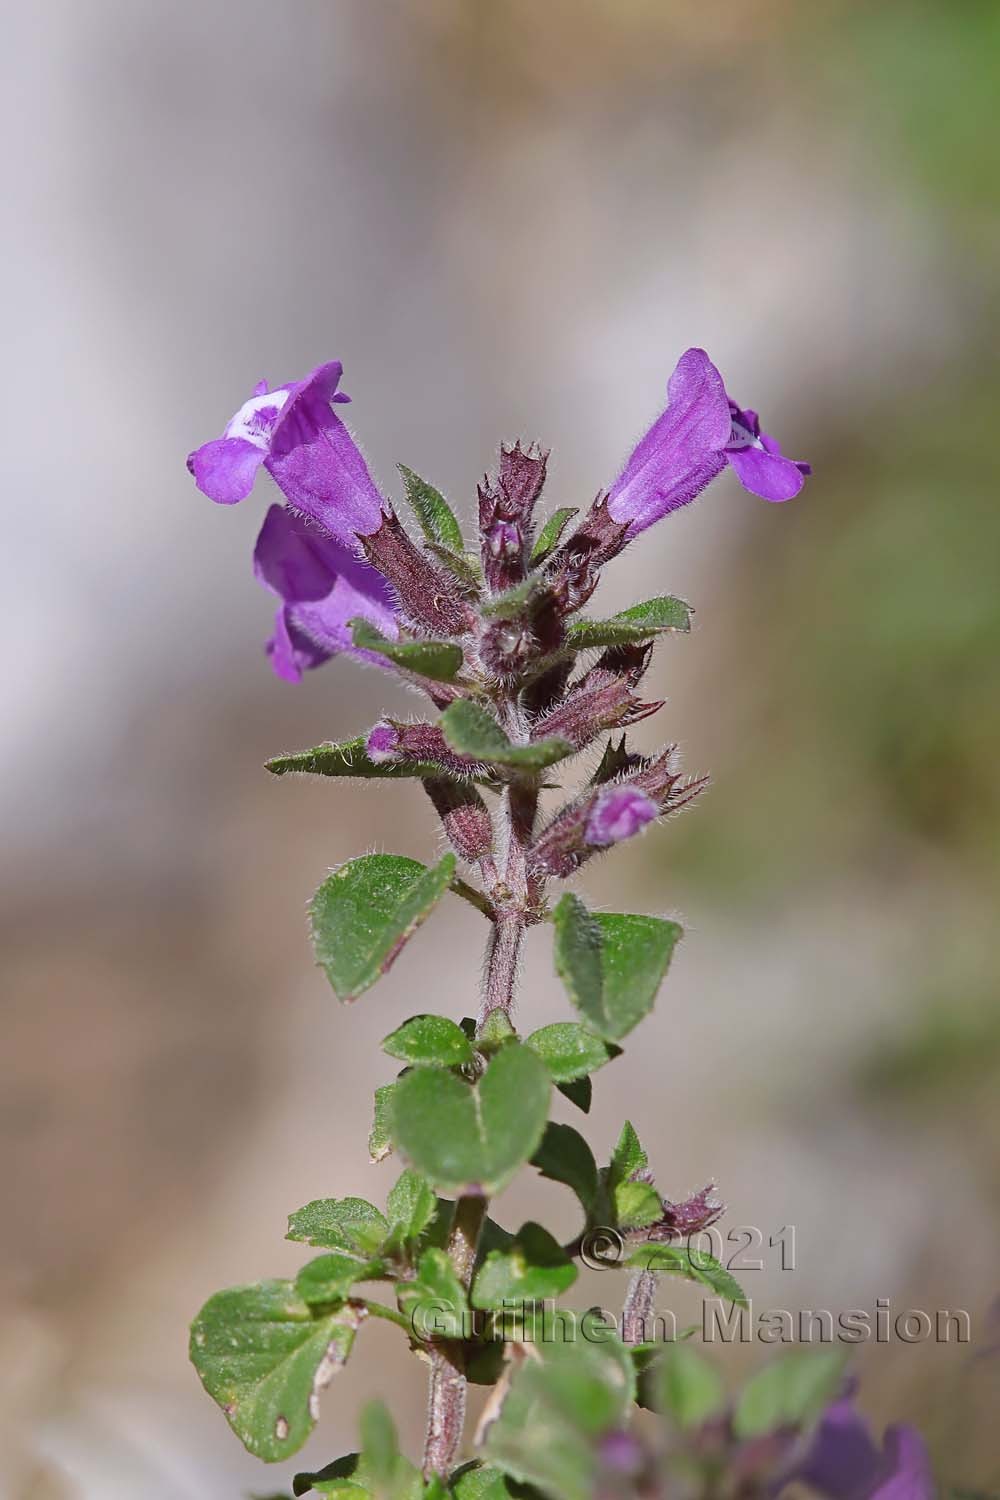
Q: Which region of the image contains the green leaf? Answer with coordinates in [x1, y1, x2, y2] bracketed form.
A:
[567, 595, 693, 649]
[612, 1179, 662, 1230]
[287, 1198, 389, 1254]
[525, 1022, 619, 1083]
[479, 575, 546, 620]
[530, 507, 579, 565]
[650, 1342, 726, 1427]
[295, 1252, 383, 1305]
[476, 1008, 517, 1054]
[369, 1085, 396, 1163]
[471, 1221, 577, 1309]
[390, 1040, 550, 1194]
[482, 1337, 635, 1500]
[589, 735, 632, 786]
[395, 1247, 469, 1339]
[552, 896, 682, 1041]
[190, 1280, 361, 1462]
[733, 1347, 847, 1440]
[384, 1169, 437, 1248]
[382, 1014, 475, 1069]
[556, 1076, 592, 1112]
[294, 1424, 423, 1500]
[450, 1464, 520, 1500]
[607, 1120, 648, 1186]
[425, 542, 483, 593]
[440, 700, 572, 772]
[531, 1122, 599, 1216]
[350, 620, 464, 684]
[311, 853, 456, 1003]
[398, 464, 465, 554]
[293, 1453, 367, 1498]
[266, 737, 439, 782]
[626, 1245, 748, 1307]
[360, 1400, 403, 1494]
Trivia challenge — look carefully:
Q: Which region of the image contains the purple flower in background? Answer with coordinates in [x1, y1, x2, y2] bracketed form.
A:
[782, 1393, 934, 1500]
[188, 360, 385, 544]
[584, 785, 658, 847]
[254, 505, 397, 683]
[607, 348, 810, 536]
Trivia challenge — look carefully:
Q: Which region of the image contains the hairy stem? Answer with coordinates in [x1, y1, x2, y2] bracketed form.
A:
[424, 721, 536, 1473]
[421, 1195, 488, 1477]
[479, 779, 538, 1027]
[621, 1268, 658, 1345]
[422, 1347, 468, 1478]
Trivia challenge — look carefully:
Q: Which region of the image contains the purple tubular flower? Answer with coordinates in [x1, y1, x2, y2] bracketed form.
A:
[254, 505, 398, 683]
[606, 348, 811, 536]
[584, 785, 658, 847]
[784, 1395, 933, 1500]
[188, 361, 385, 544]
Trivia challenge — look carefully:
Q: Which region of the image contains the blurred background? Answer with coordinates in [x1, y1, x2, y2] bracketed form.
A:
[3, 0, 998, 1494]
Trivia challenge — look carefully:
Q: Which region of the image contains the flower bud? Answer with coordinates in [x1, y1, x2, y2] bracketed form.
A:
[360, 510, 475, 637]
[648, 1182, 725, 1241]
[584, 786, 658, 847]
[423, 778, 494, 864]
[532, 668, 661, 754]
[366, 719, 483, 779]
[530, 784, 655, 880]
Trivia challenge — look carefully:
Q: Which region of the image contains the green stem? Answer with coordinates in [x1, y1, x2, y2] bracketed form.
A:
[449, 876, 496, 921]
[354, 1298, 414, 1334]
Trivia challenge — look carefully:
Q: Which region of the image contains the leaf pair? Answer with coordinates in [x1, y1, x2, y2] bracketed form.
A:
[390, 1041, 550, 1196]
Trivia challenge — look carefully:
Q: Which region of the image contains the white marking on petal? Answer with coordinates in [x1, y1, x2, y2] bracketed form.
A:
[727, 417, 763, 452]
[224, 388, 292, 449]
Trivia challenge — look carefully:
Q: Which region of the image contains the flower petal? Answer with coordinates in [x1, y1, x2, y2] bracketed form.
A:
[253, 504, 398, 681]
[266, 361, 385, 541]
[794, 1396, 883, 1499]
[607, 348, 731, 535]
[584, 785, 659, 847]
[726, 442, 807, 502]
[266, 605, 328, 684]
[187, 436, 265, 505]
[788, 1395, 933, 1500]
[870, 1426, 934, 1500]
[760, 429, 812, 474]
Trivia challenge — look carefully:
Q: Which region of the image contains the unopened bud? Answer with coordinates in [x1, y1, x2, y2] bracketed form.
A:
[366, 719, 483, 780]
[486, 520, 521, 560]
[498, 440, 548, 521]
[649, 1182, 725, 1241]
[532, 668, 656, 753]
[361, 511, 474, 637]
[423, 778, 494, 864]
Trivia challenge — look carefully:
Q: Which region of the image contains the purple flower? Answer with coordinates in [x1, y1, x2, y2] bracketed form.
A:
[188, 360, 402, 681]
[255, 505, 397, 683]
[584, 785, 658, 847]
[783, 1395, 933, 1500]
[606, 348, 810, 536]
[188, 361, 385, 544]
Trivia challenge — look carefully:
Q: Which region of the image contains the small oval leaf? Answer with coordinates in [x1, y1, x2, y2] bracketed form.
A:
[390, 1041, 550, 1194]
[311, 853, 456, 1002]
